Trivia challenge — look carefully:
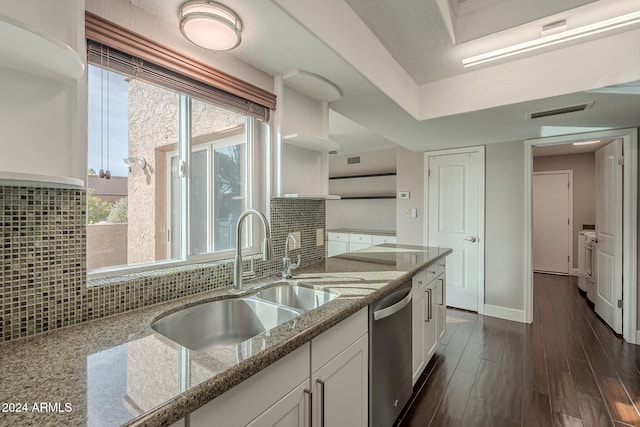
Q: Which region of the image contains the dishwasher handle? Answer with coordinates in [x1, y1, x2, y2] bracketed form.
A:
[373, 287, 412, 321]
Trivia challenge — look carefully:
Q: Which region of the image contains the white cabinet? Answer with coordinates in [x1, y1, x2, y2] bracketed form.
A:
[411, 277, 427, 385]
[310, 308, 368, 427]
[327, 232, 348, 257]
[424, 281, 438, 361]
[372, 235, 397, 245]
[411, 257, 447, 386]
[190, 344, 310, 427]
[435, 274, 446, 341]
[348, 233, 373, 252]
[327, 231, 396, 257]
[247, 380, 309, 427]
[311, 334, 368, 427]
[189, 308, 368, 427]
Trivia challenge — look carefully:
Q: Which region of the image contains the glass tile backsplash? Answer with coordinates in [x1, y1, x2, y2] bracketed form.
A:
[0, 187, 325, 342]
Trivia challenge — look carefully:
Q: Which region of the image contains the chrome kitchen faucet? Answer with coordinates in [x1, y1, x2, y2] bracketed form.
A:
[282, 233, 301, 279]
[233, 209, 272, 291]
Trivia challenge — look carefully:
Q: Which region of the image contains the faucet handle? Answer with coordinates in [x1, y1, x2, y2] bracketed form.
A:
[291, 254, 301, 269]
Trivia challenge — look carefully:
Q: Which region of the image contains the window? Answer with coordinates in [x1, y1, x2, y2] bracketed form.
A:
[85, 14, 275, 276]
[87, 64, 262, 274]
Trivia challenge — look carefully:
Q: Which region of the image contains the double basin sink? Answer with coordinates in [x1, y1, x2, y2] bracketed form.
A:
[151, 284, 338, 351]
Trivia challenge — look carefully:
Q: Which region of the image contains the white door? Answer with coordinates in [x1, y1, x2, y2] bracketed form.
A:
[532, 171, 572, 275]
[595, 141, 623, 333]
[427, 148, 483, 311]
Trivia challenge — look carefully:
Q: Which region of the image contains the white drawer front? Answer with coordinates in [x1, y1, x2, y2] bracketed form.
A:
[327, 232, 348, 241]
[348, 234, 373, 245]
[372, 235, 396, 245]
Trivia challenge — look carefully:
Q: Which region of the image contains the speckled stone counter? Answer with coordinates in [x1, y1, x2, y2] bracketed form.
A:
[0, 244, 451, 427]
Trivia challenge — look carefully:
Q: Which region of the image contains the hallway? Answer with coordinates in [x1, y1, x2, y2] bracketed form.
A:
[398, 273, 640, 426]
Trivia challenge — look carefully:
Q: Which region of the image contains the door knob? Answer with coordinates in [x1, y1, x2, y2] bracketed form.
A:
[463, 236, 478, 243]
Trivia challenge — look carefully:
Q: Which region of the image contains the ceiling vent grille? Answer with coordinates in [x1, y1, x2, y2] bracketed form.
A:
[527, 102, 594, 120]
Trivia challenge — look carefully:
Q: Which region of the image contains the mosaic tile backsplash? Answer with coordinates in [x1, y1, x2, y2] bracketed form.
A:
[0, 187, 325, 342]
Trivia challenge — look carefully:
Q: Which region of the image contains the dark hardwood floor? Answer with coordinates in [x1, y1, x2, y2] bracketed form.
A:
[397, 273, 640, 427]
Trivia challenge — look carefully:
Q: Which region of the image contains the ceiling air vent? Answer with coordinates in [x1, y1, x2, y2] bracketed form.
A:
[527, 102, 594, 120]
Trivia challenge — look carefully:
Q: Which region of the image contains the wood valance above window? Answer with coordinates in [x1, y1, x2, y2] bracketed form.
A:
[85, 11, 276, 121]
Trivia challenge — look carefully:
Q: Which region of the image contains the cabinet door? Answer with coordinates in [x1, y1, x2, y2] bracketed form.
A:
[435, 275, 446, 341]
[247, 380, 310, 427]
[348, 242, 370, 252]
[312, 334, 368, 427]
[190, 344, 309, 427]
[424, 285, 438, 361]
[411, 289, 426, 385]
[328, 240, 348, 257]
[372, 235, 397, 245]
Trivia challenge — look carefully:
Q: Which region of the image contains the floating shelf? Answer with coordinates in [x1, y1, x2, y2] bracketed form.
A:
[0, 13, 84, 82]
[0, 172, 84, 189]
[329, 172, 396, 180]
[336, 195, 396, 200]
[283, 70, 342, 103]
[279, 194, 341, 200]
[283, 134, 341, 153]
[328, 172, 397, 200]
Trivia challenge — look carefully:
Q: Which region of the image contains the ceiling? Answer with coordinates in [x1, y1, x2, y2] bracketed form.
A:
[130, 0, 640, 155]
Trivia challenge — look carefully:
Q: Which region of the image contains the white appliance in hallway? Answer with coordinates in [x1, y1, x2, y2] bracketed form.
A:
[583, 231, 596, 301]
[577, 230, 590, 291]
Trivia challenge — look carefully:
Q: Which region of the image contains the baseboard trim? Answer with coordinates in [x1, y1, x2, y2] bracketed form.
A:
[636, 329, 640, 345]
[483, 304, 527, 323]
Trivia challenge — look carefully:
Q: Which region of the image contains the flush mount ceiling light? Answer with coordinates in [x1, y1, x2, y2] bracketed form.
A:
[572, 140, 601, 146]
[463, 10, 640, 67]
[179, 1, 242, 51]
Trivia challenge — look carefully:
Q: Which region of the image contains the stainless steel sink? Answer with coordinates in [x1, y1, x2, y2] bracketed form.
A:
[253, 284, 338, 312]
[151, 298, 299, 351]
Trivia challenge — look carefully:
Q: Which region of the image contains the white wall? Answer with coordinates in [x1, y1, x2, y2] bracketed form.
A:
[485, 141, 526, 311]
[396, 141, 526, 313]
[395, 146, 425, 245]
[327, 148, 397, 231]
[0, 0, 86, 181]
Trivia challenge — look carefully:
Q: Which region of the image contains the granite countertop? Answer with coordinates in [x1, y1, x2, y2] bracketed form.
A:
[0, 244, 451, 427]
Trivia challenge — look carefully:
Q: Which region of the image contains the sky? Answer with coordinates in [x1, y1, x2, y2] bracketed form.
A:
[87, 64, 129, 177]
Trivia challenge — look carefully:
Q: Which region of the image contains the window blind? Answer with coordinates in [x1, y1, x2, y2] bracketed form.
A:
[85, 12, 275, 121]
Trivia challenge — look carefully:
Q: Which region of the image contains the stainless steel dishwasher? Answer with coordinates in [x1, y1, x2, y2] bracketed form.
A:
[369, 280, 413, 427]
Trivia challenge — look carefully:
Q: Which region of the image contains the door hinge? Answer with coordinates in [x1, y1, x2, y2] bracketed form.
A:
[567, 181, 570, 188]
[428, 168, 431, 177]
[618, 155, 624, 165]
[618, 299, 623, 308]
[567, 255, 570, 262]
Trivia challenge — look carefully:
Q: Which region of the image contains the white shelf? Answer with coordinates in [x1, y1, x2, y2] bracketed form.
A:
[0, 172, 84, 189]
[280, 194, 341, 200]
[283, 134, 341, 153]
[0, 13, 84, 82]
[283, 70, 342, 103]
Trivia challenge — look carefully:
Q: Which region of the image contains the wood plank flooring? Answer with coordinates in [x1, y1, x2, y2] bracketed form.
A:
[397, 273, 640, 427]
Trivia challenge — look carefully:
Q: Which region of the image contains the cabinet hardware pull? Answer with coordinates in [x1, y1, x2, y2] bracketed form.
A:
[304, 388, 312, 427]
[316, 379, 325, 427]
[439, 279, 444, 306]
[426, 289, 432, 321]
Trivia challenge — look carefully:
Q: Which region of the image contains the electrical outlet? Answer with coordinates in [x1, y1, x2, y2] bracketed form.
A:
[316, 228, 324, 246]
